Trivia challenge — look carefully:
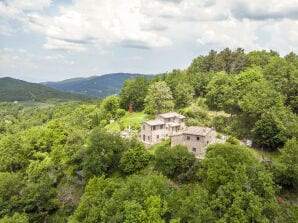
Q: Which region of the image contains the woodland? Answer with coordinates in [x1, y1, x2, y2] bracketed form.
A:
[0, 48, 297, 222]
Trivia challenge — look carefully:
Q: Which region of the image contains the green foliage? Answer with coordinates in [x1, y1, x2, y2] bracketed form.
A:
[205, 72, 234, 111]
[198, 143, 279, 222]
[144, 81, 174, 114]
[226, 136, 240, 145]
[1, 49, 297, 222]
[154, 145, 200, 182]
[0, 213, 29, 223]
[274, 138, 298, 190]
[99, 95, 121, 120]
[119, 140, 151, 174]
[0, 77, 92, 102]
[82, 127, 128, 180]
[46, 73, 152, 98]
[0, 134, 29, 172]
[22, 174, 59, 222]
[69, 174, 171, 223]
[252, 106, 297, 150]
[119, 77, 150, 111]
[173, 83, 194, 108]
[168, 185, 215, 222]
[0, 172, 23, 217]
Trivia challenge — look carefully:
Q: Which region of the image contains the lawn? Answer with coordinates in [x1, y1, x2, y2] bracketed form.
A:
[105, 112, 153, 133]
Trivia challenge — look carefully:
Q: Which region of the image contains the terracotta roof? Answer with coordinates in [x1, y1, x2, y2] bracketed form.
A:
[183, 126, 212, 136]
[144, 120, 165, 126]
[158, 112, 185, 119]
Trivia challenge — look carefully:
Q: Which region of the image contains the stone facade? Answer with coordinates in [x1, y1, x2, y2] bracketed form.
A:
[140, 112, 225, 157]
[171, 126, 225, 158]
[140, 112, 186, 146]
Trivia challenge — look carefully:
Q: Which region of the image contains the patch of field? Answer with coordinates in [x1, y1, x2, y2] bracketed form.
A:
[105, 112, 153, 133]
[120, 112, 153, 128]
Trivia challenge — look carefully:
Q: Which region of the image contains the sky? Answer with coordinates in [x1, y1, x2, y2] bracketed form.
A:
[0, 0, 297, 82]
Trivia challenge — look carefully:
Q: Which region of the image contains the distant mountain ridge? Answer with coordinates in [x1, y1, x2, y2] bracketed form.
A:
[43, 73, 154, 98]
[0, 77, 92, 102]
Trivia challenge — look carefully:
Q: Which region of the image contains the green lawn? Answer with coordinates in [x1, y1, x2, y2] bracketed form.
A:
[105, 112, 153, 133]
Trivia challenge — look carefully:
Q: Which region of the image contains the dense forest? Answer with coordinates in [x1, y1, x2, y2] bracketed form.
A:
[0, 49, 297, 222]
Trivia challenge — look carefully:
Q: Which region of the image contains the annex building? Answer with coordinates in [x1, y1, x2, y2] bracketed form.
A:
[140, 112, 225, 158]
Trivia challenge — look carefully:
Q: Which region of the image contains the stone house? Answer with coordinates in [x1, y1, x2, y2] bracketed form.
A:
[140, 112, 186, 146]
[171, 126, 225, 158]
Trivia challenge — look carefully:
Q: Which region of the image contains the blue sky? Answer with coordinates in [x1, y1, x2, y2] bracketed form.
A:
[0, 0, 297, 82]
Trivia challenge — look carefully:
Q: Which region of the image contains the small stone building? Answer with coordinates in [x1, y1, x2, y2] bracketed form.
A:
[141, 112, 186, 146]
[171, 126, 224, 158]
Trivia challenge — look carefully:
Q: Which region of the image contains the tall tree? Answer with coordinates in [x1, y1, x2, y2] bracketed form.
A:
[144, 81, 174, 114]
[274, 138, 298, 190]
[119, 77, 150, 111]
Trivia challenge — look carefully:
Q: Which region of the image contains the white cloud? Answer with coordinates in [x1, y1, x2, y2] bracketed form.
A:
[196, 19, 261, 50]
[230, 0, 298, 20]
[22, 0, 173, 51]
[1, 0, 298, 82]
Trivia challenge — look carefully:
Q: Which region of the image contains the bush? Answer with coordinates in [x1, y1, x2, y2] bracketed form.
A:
[116, 109, 126, 119]
[226, 136, 240, 145]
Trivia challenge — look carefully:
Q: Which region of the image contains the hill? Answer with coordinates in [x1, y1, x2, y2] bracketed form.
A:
[0, 77, 93, 102]
[43, 73, 153, 98]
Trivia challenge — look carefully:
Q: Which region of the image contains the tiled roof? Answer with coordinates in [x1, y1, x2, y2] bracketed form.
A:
[158, 112, 185, 119]
[183, 126, 212, 136]
[144, 120, 165, 126]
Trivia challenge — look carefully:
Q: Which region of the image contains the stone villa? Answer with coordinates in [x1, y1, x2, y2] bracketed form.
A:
[140, 112, 225, 158]
[141, 112, 186, 146]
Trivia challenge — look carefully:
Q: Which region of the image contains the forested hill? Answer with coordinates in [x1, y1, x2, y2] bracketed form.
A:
[0, 77, 93, 102]
[43, 73, 154, 98]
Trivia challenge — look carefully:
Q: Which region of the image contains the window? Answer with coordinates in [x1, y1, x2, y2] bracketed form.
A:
[152, 126, 156, 131]
[192, 148, 196, 152]
[187, 136, 190, 140]
[143, 125, 145, 130]
[148, 136, 150, 140]
[160, 124, 164, 129]
[157, 135, 159, 139]
[197, 136, 200, 141]
[143, 135, 145, 141]
[166, 134, 168, 137]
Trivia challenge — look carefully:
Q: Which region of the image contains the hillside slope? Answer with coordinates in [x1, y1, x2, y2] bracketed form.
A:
[0, 77, 92, 102]
[43, 73, 153, 98]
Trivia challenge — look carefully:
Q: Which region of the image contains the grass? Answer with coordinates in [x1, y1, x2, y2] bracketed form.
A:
[105, 112, 153, 133]
[120, 112, 153, 128]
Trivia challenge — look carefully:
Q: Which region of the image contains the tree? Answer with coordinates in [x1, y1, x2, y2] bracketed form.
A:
[144, 81, 174, 114]
[119, 77, 150, 111]
[186, 71, 214, 97]
[119, 140, 151, 174]
[82, 127, 128, 180]
[252, 105, 297, 150]
[274, 138, 298, 190]
[154, 145, 200, 182]
[198, 144, 279, 222]
[99, 95, 120, 120]
[0, 172, 23, 218]
[69, 174, 171, 223]
[173, 83, 194, 108]
[205, 72, 234, 111]
[0, 132, 33, 172]
[168, 185, 215, 222]
[0, 213, 29, 223]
